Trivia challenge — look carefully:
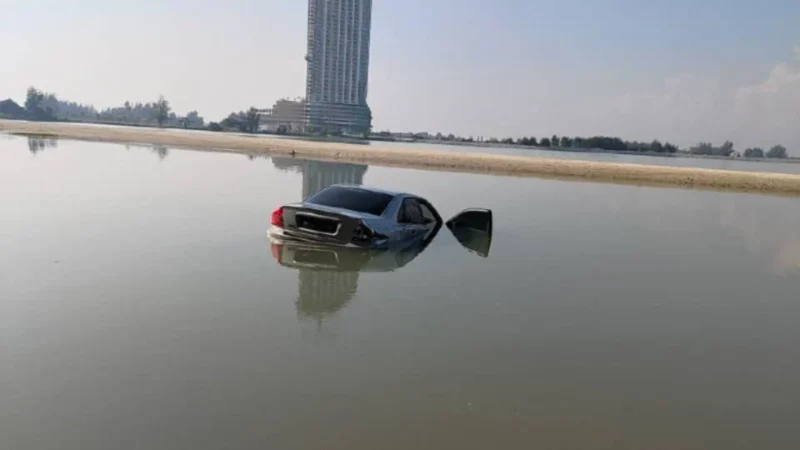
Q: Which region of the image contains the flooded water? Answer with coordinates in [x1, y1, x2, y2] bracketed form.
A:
[2, 135, 800, 450]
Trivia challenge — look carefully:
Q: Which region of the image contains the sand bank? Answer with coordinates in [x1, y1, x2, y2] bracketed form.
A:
[3, 119, 800, 196]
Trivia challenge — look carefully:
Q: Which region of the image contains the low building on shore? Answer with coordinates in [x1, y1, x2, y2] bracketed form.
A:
[257, 98, 307, 133]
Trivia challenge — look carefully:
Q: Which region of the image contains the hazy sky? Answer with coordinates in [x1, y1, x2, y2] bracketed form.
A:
[2, 0, 798, 150]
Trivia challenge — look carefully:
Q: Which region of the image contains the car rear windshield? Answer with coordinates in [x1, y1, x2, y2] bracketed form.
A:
[305, 186, 394, 216]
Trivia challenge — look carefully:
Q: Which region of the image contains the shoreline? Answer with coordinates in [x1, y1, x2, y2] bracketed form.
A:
[4, 119, 800, 197]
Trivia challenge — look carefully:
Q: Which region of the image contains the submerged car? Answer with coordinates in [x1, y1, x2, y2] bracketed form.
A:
[268, 184, 493, 257]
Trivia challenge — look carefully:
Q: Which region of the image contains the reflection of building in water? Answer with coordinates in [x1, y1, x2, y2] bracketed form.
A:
[296, 270, 359, 327]
[270, 157, 304, 173]
[302, 160, 367, 198]
[272, 157, 368, 199]
[272, 157, 369, 327]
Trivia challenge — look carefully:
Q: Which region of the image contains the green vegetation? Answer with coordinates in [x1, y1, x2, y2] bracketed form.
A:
[689, 141, 734, 157]
[218, 107, 261, 133]
[384, 131, 789, 159]
[155, 95, 171, 127]
[767, 145, 788, 159]
[744, 147, 765, 158]
[2, 86, 206, 130]
[0, 99, 26, 119]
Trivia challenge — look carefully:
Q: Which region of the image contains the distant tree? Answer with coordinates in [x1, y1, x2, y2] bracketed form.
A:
[690, 142, 712, 155]
[221, 111, 246, 132]
[743, 147, 765, 158]
[207, 122, 223, 132]
[25, 87, 44, 115]
[245, 108, 260, 133]
[650, 140, 664, 153]
[571, 137, 585, 148]
[625, 141, 647, 152]
[276, 124, 289, 135]
[501, 137, 514, 144]
[559, 136, 572, 148]
[0, 99, 26, 119]
[767, 145, 788, 159]
[664, 142, 678, 153]
[184, 110, 204, 128]
[687, 141, 734, 157]
[24, 87, 55, 121]
[551, 135, 560, 147]
[718, 141, 735, 157]
[540, 137, 552, 147]
[155, 95, 171, 127]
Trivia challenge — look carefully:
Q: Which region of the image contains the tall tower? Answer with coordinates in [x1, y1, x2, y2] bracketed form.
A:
[305, 0, 373, 134]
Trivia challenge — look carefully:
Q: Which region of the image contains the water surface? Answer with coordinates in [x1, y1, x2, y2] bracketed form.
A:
[2, 135, 800, 450]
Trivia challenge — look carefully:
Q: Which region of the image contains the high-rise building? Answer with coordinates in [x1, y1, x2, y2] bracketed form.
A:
[305, 0, 373, 134]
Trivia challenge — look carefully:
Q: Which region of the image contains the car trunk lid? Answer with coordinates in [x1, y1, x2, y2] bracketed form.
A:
[281, 205, 369, 246]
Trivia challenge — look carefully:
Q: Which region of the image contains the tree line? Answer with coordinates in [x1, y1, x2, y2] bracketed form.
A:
[1, 87, 223, 130]
[3, 86, 267, 134]
[685, 141, 788, 159]
[432, 132, 789, 159]
[3, 87, 205, 129]
[208, 108, 262, 133]
[494, 135, 680, 154]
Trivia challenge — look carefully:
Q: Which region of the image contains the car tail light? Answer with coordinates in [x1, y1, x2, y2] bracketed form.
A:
[271, 207, 284, 228]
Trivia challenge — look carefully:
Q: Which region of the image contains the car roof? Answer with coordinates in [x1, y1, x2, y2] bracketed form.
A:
[325, 184, 412, 198]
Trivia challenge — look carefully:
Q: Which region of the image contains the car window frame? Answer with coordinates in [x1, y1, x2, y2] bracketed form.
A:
[398, 198, 426, 225]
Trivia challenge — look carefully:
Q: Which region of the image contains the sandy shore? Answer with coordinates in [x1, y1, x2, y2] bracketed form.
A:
[3, 119, 800, 196]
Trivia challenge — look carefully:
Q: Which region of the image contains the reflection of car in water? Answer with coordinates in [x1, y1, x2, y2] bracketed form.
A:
[271, 233, 434, 273]
[268, 184, 493, 256]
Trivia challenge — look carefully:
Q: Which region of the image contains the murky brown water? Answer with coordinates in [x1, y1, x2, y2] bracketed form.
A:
[2, 135, 800, 450]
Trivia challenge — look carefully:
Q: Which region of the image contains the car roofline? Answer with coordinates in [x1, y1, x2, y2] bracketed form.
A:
[324, 184, 411, 198]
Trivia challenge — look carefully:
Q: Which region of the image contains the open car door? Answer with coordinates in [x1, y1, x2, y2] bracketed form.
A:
[445, 208, 493, 257]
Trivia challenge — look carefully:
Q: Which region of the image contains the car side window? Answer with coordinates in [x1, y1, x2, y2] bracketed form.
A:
[399, 199, 425, 225]
[419, 203, 436, 224]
